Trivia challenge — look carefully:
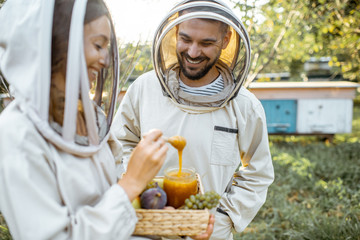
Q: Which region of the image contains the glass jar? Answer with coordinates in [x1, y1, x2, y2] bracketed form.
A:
[163, 167, 198, 208]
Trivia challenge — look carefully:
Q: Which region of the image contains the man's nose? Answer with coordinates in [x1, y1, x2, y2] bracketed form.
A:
[187, 43, 201, 59]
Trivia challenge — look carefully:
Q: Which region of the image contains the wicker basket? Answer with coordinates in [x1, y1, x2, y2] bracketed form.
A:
[133, 174, 209, 236]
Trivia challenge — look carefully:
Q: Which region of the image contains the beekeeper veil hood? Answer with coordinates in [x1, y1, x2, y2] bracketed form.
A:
[0, 0, 119, 156]
[153, 0, 251, 111]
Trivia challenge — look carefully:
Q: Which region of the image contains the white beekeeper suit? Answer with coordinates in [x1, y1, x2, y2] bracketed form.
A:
[0, 0, 148, 239]
[112, 0, 275, 239]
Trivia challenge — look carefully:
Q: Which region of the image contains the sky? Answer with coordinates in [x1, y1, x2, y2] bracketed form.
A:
[105, 0, 239, 43]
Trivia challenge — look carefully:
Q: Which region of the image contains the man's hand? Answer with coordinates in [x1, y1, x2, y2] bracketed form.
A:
[191, 214, 215, 240]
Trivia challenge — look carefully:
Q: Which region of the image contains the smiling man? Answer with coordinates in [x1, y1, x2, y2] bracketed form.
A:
[176, 17, 231, 85]
[112, 1, 274, 239]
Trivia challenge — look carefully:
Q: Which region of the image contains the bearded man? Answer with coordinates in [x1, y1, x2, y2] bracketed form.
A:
[112, 1, 274, 239]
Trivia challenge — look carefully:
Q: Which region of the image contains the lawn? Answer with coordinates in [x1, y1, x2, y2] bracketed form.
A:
[1, 102, 360, 240]
[234, 101, 360, 240]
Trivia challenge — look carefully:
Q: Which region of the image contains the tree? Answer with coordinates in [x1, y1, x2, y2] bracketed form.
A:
[118, 40, 152, 90]
[232, 0, 360, 86]
[310, 0, 360, 81]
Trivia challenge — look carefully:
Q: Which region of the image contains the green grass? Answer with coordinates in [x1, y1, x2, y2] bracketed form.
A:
[0, 215, 10, 240]
[234, 103, 360, 240]
[1, 103, 360, 239]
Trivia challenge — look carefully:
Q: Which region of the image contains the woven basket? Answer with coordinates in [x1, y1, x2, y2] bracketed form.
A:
[133, 174, 209, 236]
[134, 209, 209, 236]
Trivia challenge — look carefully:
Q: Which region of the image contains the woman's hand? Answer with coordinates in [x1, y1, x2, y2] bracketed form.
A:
[191, 214, 215, 240]
[118, 129, 168, 201]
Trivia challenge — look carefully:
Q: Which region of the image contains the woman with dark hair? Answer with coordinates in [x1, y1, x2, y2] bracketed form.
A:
[0, 0, 167, 239]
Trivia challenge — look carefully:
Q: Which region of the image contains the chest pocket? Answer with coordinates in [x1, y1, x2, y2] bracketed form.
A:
[210, 126, 238, 166]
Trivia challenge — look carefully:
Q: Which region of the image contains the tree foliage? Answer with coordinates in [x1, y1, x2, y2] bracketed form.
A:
[118, 41, 152, 90]
[232, 0, 360, 86]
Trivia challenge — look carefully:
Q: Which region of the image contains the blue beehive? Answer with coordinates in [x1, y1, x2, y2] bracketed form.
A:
[261, 99, 297, 133]
[248, 81, 359, 136]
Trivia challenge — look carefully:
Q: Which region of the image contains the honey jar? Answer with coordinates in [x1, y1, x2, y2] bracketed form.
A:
[163, 167, 197, 208]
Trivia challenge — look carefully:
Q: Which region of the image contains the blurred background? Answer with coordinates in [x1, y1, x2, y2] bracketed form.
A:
[104, 0, 360, 88]
[1, 0, 360, 239]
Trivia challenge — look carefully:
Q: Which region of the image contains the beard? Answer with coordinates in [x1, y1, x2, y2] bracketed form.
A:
[177, 51, 220, 80]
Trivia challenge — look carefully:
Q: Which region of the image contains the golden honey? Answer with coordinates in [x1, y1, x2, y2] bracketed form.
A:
[167, 136, 186, 176]
[164, 167, 197, 208]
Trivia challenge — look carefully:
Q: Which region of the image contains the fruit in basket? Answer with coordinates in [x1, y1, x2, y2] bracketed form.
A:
[140, 183, 167, 209]
[144, 178, 164, 190]
[154, 178, 164, 189]
[132, 196, 141, 209]
[183, 191, 221, 210]
[144, 180, 157, 190]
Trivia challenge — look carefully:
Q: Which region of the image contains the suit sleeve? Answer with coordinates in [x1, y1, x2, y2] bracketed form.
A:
[0, 134, 137, 239]
[111, 82, 142, 171]
[218, 101, 274, 233]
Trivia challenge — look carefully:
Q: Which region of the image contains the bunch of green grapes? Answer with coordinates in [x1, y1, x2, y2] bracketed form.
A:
[183, 191, 221, 210]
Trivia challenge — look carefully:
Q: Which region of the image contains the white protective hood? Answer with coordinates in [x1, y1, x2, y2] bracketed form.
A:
[0, 0, 120, 156]
[153, 0, 251, 110]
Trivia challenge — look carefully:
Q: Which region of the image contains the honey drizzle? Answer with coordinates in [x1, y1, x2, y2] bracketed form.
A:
[167, 136, 186, 177]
